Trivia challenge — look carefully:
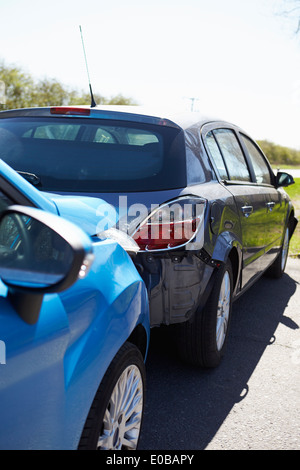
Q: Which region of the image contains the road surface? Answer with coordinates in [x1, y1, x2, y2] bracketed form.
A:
[139, 258, 300, 450]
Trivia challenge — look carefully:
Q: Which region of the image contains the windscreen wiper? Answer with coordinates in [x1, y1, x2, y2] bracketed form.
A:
[17, 171, 41, 186]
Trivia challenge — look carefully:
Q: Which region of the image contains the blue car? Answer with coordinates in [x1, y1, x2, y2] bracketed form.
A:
[0, 159, 150, 450]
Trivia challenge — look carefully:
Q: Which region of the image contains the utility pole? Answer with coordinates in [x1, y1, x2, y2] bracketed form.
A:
[185, 97, 199, 112]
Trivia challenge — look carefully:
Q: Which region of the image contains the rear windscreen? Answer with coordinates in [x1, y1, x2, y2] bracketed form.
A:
[0, 117, 187, 192]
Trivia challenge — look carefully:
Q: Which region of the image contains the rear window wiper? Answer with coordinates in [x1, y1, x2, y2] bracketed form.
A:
[17, 171, 41, 186]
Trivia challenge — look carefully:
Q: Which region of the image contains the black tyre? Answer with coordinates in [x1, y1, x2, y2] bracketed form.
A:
[265, 225, 290, 279]
[78, 342, 146, 450]
[177, 259, 233, 368]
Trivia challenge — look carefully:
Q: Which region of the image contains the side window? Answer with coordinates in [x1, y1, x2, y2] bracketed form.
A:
[240, 134, 272, 185]
[214, 129, 251, 182]
[206, 132, 228, 179]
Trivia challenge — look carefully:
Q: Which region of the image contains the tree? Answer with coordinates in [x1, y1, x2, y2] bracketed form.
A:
[68, 90, 137, 106]
[280, 0, 300, 34]
[0, 80, 6, 104]
[0, 62, 36, 109]
[31, 78, 68, 107]
[0, 61, 137, 110]
[105, 94, 138, 106]
[258, 140, 300, 166]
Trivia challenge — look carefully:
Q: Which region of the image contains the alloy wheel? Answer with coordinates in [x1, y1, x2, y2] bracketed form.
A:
[216, 271, 231, 352]
[97, 365, 144, 450]
[281, 228, 289, 272]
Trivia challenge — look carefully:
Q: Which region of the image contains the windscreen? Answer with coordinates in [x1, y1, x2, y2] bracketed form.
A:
[0, 117, 187, 192]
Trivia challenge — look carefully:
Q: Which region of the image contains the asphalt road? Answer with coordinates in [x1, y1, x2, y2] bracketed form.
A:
[139, 257, 300, 450]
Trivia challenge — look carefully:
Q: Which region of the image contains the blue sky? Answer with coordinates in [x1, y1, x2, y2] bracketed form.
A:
[1, 0, 300, 149]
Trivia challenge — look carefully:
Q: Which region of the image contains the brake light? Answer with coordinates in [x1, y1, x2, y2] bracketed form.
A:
[132, 197, 206, 252]
[50, 107, 91, 116]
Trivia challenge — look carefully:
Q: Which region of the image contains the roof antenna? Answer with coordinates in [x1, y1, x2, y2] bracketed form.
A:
[79, 25, 97, 108]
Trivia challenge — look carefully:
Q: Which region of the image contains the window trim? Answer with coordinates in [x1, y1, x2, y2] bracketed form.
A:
[202, 123, 228, 183]
[201, 122, 275, 187]
[205, 130, 230, 180]
[237, 132, 275, 187]
[213, 128, 254, 182]
[202, 123, 254, 184]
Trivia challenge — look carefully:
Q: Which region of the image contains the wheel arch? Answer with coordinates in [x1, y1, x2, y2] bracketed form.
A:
[128, 323, 149, 360]
[288, 208, 298, 240]
[212, 231, 242, 296]
[227, 246, 241, 295]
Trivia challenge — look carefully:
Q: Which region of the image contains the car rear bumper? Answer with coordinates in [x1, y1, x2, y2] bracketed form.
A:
[133, 251, 216, 327]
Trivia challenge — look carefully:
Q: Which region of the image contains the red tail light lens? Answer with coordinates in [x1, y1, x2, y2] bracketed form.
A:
[132, 197, 206, 252]
[50, 107, 90, 116]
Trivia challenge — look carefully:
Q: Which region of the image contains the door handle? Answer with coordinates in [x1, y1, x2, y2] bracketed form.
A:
[266, 201, 275, 212]
[241, 205, 253, 217]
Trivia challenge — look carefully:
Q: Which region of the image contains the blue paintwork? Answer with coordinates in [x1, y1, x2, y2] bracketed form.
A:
[47, 193, 115, 237]
[1, 159, 122, 237]
[44, 190, 185, 237]
[0, 160, 150, 450]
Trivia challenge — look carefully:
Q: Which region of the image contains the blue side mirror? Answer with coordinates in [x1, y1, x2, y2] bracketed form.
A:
[0, 206, 94, 324]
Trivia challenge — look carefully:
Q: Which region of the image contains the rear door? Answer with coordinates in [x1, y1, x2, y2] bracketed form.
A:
[204, 126, 267, 289]
[238, 133, 286, 269]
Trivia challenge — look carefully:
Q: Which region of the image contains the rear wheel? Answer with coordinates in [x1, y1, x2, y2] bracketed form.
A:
[78, 342, 146, 450]
[177, 259, 233, 368]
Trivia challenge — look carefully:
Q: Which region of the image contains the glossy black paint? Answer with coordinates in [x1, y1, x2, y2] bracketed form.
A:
[0, 107, 297, 328]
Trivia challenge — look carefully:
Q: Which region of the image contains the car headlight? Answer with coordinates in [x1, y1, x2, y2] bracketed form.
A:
[97, 228, 141, 253]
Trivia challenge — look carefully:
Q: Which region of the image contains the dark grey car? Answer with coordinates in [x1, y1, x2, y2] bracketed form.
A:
[0, 106, 297, 367]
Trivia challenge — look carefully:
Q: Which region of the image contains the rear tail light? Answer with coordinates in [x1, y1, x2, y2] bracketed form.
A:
[131, 196, 206, 252]
[50, 107, 91, 116]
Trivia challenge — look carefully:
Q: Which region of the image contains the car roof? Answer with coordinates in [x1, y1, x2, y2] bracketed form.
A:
[91, 105, 222, 130]
[0, 105, 226, 131]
